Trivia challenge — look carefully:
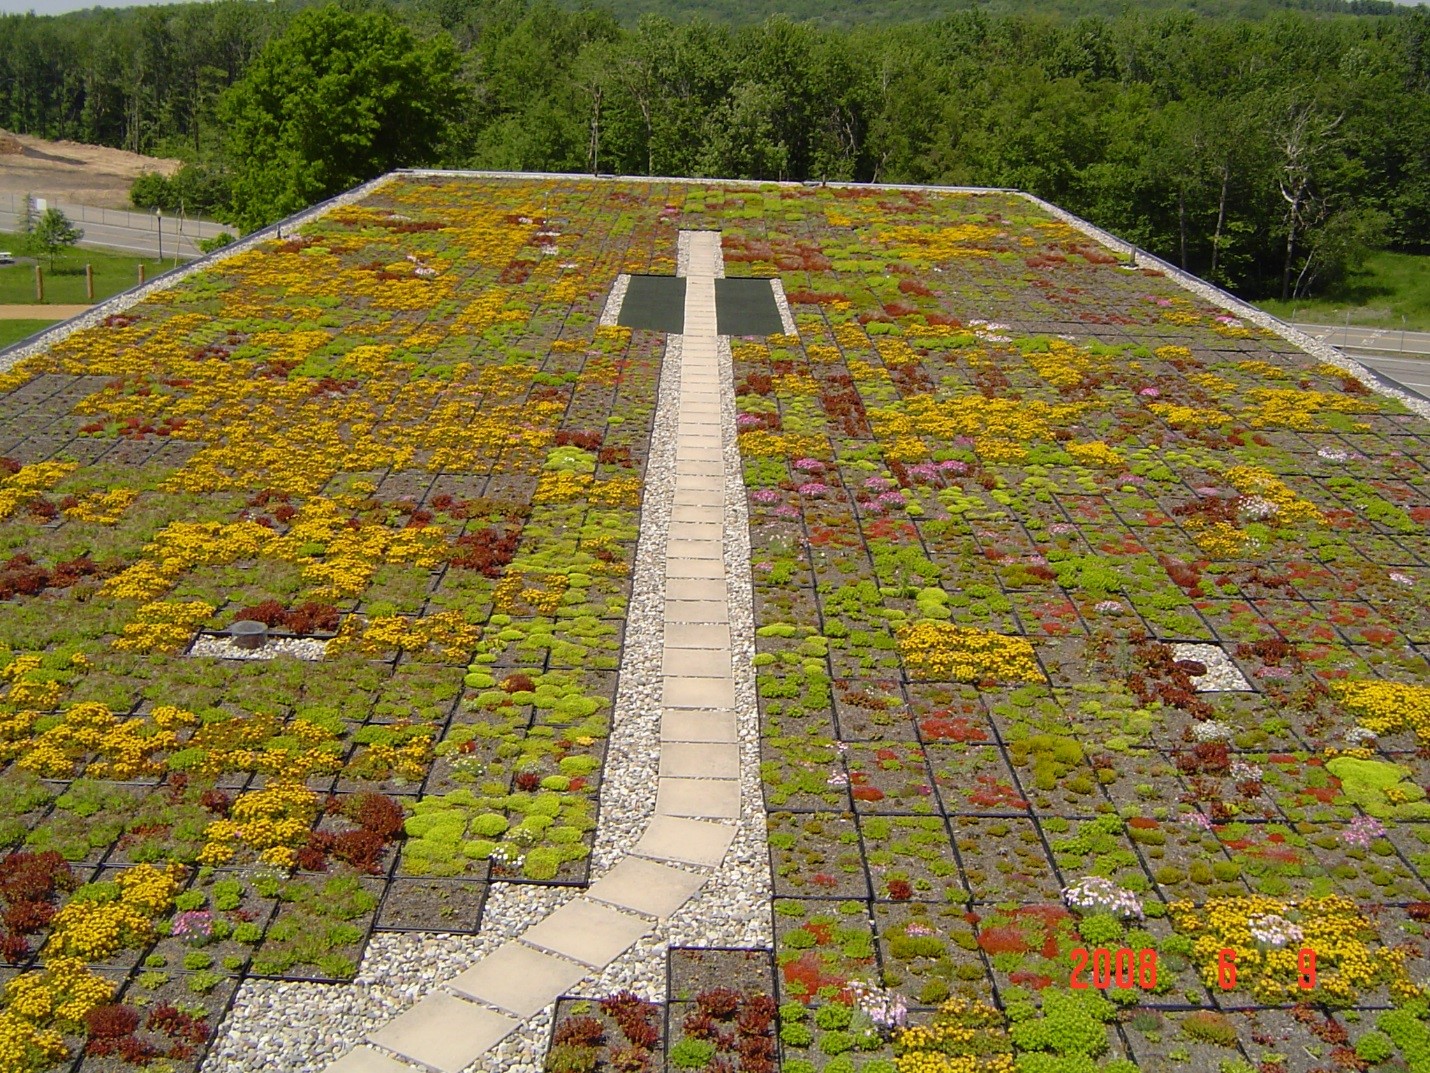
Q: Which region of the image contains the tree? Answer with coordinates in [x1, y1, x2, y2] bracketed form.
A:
[217, 4, 464, 232]
[32, 207, 82, 269]
[697, 80, 789, 181]
[1270, 99, 1344, 299]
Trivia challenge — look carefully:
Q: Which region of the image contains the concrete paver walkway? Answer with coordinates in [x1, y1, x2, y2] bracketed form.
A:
[324, 232, 743, 1073]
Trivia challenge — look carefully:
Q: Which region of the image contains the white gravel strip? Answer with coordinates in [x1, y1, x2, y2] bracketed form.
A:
[769, 279, 798, 336]
[599, 273, 630, 328]
[675, 233, 691, 279]
[588, 328, 679, 875]
[1171, 642, 1253, 693]
[188, 636, 328, 661]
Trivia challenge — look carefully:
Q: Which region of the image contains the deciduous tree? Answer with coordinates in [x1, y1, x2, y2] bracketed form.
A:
[217, 4, 464, 231]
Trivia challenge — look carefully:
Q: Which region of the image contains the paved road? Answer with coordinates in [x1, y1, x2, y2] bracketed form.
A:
[1292, 321, 1430, 357]
[1288, 322, 1430, 400]
[1352, 353, 1430, 399]
[0, 197, 229, 259]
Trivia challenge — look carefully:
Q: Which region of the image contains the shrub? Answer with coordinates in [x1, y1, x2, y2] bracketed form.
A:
[331, 829, 387, 873]
[1008, 990, 1114, 1056]
[198, 231, 237, 253]
[918, 979, 951, 1005]
[1076, 913, 1123, 947]
[187, 971, 223, 994]
[695, 988, 741, 1019]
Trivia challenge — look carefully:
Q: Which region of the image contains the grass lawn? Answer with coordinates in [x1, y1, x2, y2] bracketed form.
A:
[0, 319, 60, 350]
[0, 230, 190, 306]
[1256, 249, 1430, 331]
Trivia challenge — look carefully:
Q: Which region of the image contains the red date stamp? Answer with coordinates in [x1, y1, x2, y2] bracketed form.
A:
[1216, 948, 1317, 990]
[1069, 947, 1158, 990]
[1070, 947, 1319, 990]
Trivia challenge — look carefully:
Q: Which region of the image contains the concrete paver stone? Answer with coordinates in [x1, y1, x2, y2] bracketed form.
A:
[655, 776, 741, 820]
[667, 521, 723, 542]
[672, 488, 722, 505]
[661, 709, 739, 743]
[664, 539, 724, 561]
[664, 599, 729, 624]
[660, 741, 740, 778]
[445, 942, 588, 1019]
[664, 622, 731, 648]
[674, 459, 724, 476]
[672, 503, 724, 523]
[521, 898, 652, 969]
[662, 647, 732, 678]
[587, 856, 707, 919]
[367, 993, 519, 1073]
[326, 1047, 421, 1073]
[664, 675, 736, 708]
[633, 814, 737, 867]
[666, 557, 725, 580]
[665, 577, 728, 602]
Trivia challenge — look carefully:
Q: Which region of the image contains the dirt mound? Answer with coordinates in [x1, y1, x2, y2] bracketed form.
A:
[0, 129, 183, 209]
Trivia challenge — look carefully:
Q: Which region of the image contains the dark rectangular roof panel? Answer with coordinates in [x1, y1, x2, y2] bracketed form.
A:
[617, 275, 687, 334]
[715, 278, 783, 338]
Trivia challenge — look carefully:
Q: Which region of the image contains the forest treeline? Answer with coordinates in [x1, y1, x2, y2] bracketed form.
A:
[555, 0, 1408, 29]
[0, 0, 1426, 301]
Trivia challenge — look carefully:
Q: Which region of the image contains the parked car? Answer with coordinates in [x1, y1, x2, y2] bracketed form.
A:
[0, 252, 14, 264]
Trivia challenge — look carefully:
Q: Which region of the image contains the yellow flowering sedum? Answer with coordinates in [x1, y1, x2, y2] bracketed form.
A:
[870, 395, 1086, 446]
[63, 488, 140, 525]
[0, 461, 76, 520]
[202, 781, 319, 866]
[1024, 339, 1115, 390]
[1168, 895, 1417, 1004]
[1224, 465, 1323, 523]
[737, 430, 828, 460]
[875, 223, 1001, 261]
[897, 620, 1042, 683]
[493, 573, 569, 617]
[44, 864, 184, 961]
[1331, 680, 1430, 745]
[1147, 401, 1229, 430]
[1191, 520, 1254, 558]
[0, 959, 113, 1072]
[1065, 441, 1125, 469]
[326, 611, 480, 662]
[893, 997, 1014, 1073]
[112, 600, 215, 653]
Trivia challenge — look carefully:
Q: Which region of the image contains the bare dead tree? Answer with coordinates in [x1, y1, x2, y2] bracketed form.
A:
[1274, 102, 1342, 301]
